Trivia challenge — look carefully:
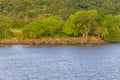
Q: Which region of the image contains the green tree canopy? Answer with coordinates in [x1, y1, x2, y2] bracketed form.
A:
[0, 18, 14, 39]
[23, 16, 64, 38]
[105, 15, 120, 42]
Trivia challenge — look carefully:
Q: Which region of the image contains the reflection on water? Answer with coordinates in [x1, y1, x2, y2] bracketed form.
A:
[0, 44, 120, 80]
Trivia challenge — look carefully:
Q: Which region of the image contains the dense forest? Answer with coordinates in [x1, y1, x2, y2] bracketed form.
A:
[0, 0, 120, 43]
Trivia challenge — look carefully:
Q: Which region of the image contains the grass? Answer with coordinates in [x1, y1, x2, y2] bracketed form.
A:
[10, 28, 23, 39]
[10, 28, 22, 33]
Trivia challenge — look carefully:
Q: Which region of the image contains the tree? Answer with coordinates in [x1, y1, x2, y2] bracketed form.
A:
[41, 16, 64, 36]
[63, 10, 104, 43]
[1, 0, 120, 19]
[105, 15, 120, 42]
[0, 18, 14, 39]
[13, 19, 25, 28]
[22, 16, 64, 38]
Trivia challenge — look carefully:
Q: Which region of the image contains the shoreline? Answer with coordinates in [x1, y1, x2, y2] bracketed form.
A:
[0, 37, 107, 45]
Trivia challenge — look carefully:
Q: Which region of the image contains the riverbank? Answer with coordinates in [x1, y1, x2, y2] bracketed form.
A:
[0, 37, 106, 45]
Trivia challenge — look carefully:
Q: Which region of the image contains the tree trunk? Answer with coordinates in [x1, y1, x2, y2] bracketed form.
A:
[85, 21, 91, 43]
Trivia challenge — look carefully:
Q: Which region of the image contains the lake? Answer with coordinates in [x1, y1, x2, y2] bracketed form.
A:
[0, 44, 120, 80]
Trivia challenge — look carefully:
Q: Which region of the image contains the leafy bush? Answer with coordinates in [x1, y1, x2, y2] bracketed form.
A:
[63, 10, 107, 38]
[105, 15, 120, 42]
[22, 16, 64, 38]
[0, 18, 14, 39]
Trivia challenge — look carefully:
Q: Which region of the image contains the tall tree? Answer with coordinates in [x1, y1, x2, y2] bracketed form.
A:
[63, 10, 106, 43]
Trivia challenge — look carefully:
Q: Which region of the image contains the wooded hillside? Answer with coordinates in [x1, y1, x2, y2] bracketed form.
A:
[0, 0, 120, 19]
[0, 0, 120, 43]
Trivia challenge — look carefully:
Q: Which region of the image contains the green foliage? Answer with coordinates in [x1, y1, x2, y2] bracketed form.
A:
[0, 18, 14, 39]
[22, 19, 43, 38]
[0, 0, 120, 42]
[1, 0, 120, 19]
[105, 15, 120, 42]
[11, 28, 22, 39]
[63, 10, 104, 37]
[13, 19, 25, 28]
[21, 10, 120, 42]
[23, 16, 64, 38]
[63, 10, 120, 42]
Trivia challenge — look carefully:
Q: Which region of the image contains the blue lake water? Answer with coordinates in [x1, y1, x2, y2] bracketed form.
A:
[0, 44, 120, 80]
